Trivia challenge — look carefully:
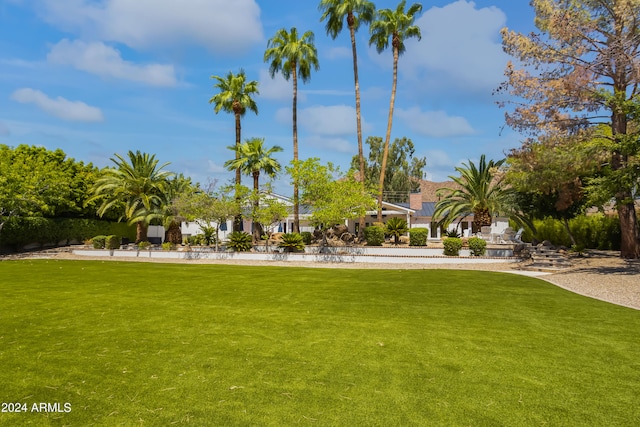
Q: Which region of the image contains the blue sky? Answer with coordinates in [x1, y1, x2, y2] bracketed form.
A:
[0, 0, 535, 194]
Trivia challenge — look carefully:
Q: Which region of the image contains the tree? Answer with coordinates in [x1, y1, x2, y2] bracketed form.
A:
[319, 0, 376, 239]
[173, 182, 244, 252]
[264, 27, 320, 233]
[385, 217, 409, 245]
[433, 155, 520, 232]
[209, 69, 259, 231]
[250, 190, 289, 252]
[499, 0, 640, 258]
[224, 138, 284, 242]
[130, 174, 193, 244]
[506, 136, 603, 245]
[287, 158, 376, 246]
[369, 0, 422, 221]
[88, 151, 174, 243]
[351, 136, 426, 203]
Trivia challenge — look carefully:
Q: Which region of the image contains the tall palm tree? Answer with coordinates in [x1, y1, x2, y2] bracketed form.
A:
[369, 0, 422, 221]
[319, 0, 376, 240]
[433, 155, 515, 232]
[209, 70, 259, 231]
[88, 151, 174, 243]
[264, 27, 320, 233]
[225, 138, 284, 241]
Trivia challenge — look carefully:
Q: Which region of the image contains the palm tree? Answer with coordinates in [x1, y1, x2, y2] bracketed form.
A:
[264, 27, 320, 233]
[209, 70, 259, 231]
[225, 138, 284, 241]
[369, 0, 422, 221]
[130, 174, 193, 244]
[433, 155, 516, 232]
[88, 151, 174, 243]
[319, 0, 376, 240]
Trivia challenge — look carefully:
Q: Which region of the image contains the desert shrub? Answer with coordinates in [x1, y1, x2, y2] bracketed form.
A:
[467, 236, 487, 256]
[92, 235, 107, 249]
[385, 218, 409, 245]
[138, 241, 151, 250]
[278, 233, 305, 252]
[301, 231, 313, 245]
[162, 242, 176, 251]
[524, 214, 621, 250]
[105, 235, 120, 250]
[443, 237, 463, 256]
[364, 226, 385, 246]
[444, 229, 461, 238]
[409, 228, 428, 246]
[227, 231, 252, 252]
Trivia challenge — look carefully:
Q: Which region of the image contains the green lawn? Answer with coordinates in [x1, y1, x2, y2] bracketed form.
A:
[0, 260, 638, 426]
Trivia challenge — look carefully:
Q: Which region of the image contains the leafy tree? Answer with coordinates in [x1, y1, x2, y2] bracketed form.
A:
[250, 191, 288, 252]
[351, 136, 426, 202]
[88, 151, 174, 243]
[224, 138, 283, 242]
[264, 27, 320, 233]
[506, 136, 602, 245]
[172, 182, 244, 252]
[209, 69, 259, 232]
[369, 0, 422, 221]
[385, 217, 408, 245]
[287, 158, 376, 246]
[499, 0, 640, 258]
[433, 155, 521, 232]
[319, 0, 376, 238]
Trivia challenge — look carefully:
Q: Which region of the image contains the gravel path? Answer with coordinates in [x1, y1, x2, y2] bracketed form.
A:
[5, 249, 640, 310]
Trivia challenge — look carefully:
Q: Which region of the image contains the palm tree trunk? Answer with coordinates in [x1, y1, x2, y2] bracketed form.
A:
[233, 111, 243, 232]
[135, 221, 148, 243]
[350, 20, 366, 240]
[252, 171, 261, 243]
[292, 64, 300, 234]
[165, 221, 182, 244]
[377, 45, 399, 222]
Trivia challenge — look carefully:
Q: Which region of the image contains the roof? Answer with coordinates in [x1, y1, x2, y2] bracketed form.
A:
[398, 202, 436, 217]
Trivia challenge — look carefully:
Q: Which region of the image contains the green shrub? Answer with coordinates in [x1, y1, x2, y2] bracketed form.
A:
[105, 235, 120, 250]
[187, 234, 205, 245]
[162, 242, 176, 251]
[385, 218, 409, 245]
[409, 228, 428, 246]
[92, 235, 106, 249]
[522, 214, 621, 250]
[444, 229, 461, 238]
[443, 237, 463, 256]
[227, 231, 252, 252]
[278, 233, 305, 253]
[301, 231, 313, 245]
[364, 226, 385, 246]
[467, 237, 487, 256]
[138, 241, 151, 250]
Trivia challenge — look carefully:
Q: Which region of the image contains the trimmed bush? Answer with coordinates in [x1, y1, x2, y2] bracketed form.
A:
[364, 226, 385, 246]
[443, 237, 463, 256]
[162, 242, 176, 251]
[138, 241, 151, 250]
[409, 228, 428, 246]
[92, 235, 106, 249]
[301, 231, 313, 245]
[105, 235, 120, 250]
[467, 237, 487, 256]
[227, 231, 252, 252]
[279, 233, 305, 253]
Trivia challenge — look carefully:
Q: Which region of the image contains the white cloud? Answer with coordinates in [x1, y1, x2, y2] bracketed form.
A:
[39, 0, 263, 53]
[11, 88, 104, 122]
[305, 135, 354, 154]
[325, 46, 351, 60]
[48, 39, 178, 86]
[0, 121, 10, 136]
[396, 107, 474, 137]
[370, 0, 508, 96]
[258, 69, 295, 101]
[299, 105, 371, 136]
[207, 160, 227, 174]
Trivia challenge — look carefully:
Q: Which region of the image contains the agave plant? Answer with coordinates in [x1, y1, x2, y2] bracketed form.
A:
[278, 233, 305, 253]
[226, 231, 252, 252]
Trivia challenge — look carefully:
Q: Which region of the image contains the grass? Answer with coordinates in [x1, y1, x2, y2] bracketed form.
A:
[0, 259, 639, 426]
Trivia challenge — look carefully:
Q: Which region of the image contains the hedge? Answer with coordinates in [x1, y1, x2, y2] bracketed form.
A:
[364, 226, 385, 246]
[409, 228, 428, 246]
[519, 214, 622, 250]
[0, 217, 135, 250]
